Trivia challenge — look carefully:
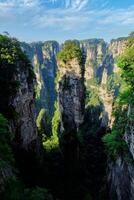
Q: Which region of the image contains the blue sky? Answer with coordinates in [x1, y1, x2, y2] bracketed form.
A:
[0, 0, 134, 42]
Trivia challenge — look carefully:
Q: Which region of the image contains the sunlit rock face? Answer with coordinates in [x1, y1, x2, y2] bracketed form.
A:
[22, 38, 127, 128]
[79, 38, 127, 128]
[21, 41, 60, 117]
[21, 37, 131, 199]
[80, 39, 107, 81]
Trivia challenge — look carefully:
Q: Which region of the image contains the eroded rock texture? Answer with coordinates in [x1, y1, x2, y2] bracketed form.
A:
[58, 58, 85, 133]
[108, 105, 134, 200]
[9, 68, 38, 151]
[21, 41, 60, 117]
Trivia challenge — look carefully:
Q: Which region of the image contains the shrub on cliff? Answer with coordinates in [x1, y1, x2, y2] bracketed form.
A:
[102, 107, 127, 159]
[57, 41, 83, 65]
[43, 102, 60, 152]
[118, 36, 134, 90]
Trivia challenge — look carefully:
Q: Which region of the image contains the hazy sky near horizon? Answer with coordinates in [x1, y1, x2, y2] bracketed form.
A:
[0, 0, 134, 42]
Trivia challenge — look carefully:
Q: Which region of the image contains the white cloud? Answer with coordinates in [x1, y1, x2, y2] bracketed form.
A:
[0, 1, 15, 10]
[32, 10, 89, 30]
[0, 0, 134, 37]
[0, 0, 39, 10]
[47, 0, 89, 10]
[70, 0, 89, 10]
[98, 7, 134, 26]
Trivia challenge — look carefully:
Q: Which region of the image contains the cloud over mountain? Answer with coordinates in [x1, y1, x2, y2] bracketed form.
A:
[0, 0, 134, 41]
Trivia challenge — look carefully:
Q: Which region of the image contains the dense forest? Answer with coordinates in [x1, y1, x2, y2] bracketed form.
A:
[0, 32, 134, 200]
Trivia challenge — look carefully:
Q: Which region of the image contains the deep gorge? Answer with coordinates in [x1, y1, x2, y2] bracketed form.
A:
[0, 33, 134, 200]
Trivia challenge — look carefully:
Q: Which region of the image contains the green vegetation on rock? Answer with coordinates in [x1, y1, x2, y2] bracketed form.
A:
[86, 78, 101, 107]
[103, 33, 134, 159]
[43, 102, 60, 152]
[36, 108, 46, 132]
[57, 41, 83, 66]
[0, 34, 35, 119]
[102, 107, 127, 159]
[107, 73, 122, 92]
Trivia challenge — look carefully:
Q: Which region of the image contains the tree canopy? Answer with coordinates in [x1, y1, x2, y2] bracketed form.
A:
[57, 41, 83, 65]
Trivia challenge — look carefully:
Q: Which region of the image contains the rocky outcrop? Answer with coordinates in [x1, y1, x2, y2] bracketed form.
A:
[58, 58, 85, 134]
[57, 44, 85, 199]
[79, 38, 127, 128]
[109, 38, 127, 58]
[9, 67, 38, 151]
[80, 39, 107, 81]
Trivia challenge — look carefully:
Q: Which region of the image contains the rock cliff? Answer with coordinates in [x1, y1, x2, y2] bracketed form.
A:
[106, 36, 134, 200]
[58, 57, 85, 133]
[0, 35, 39, 193]
[56, 42, 85, 199]
[22, 37, 127, 129]
[21, 41, 60, 118]
[80, 38, 127, 128]
[9, 65, 38, 151]
[21, 37, 131, 200]
[0, 36, 38, 151]
[108, 105, 134, 200]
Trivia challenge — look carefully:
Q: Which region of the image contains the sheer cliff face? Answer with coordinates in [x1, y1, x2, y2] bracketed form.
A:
[80, 38, 134, 200]
[108, 105, 134, 200]
[0, 36, 39, 192]
[21, 41, 60, 117]
[108, 156, 134, 200]
[80, 39, 107, 80]
[22, 38, 127, 127]
[57, 46, 85, 199]
[124, 106, 134, 159]
[57, 58, 85, 133]
[10, 68, 38, 150]
[80, 38, 127, 127]
[0, 37, 38, 151]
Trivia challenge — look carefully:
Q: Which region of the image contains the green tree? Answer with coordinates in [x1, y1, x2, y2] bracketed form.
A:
[118, 34, 134, 89]
[57, 40, 83, 66]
